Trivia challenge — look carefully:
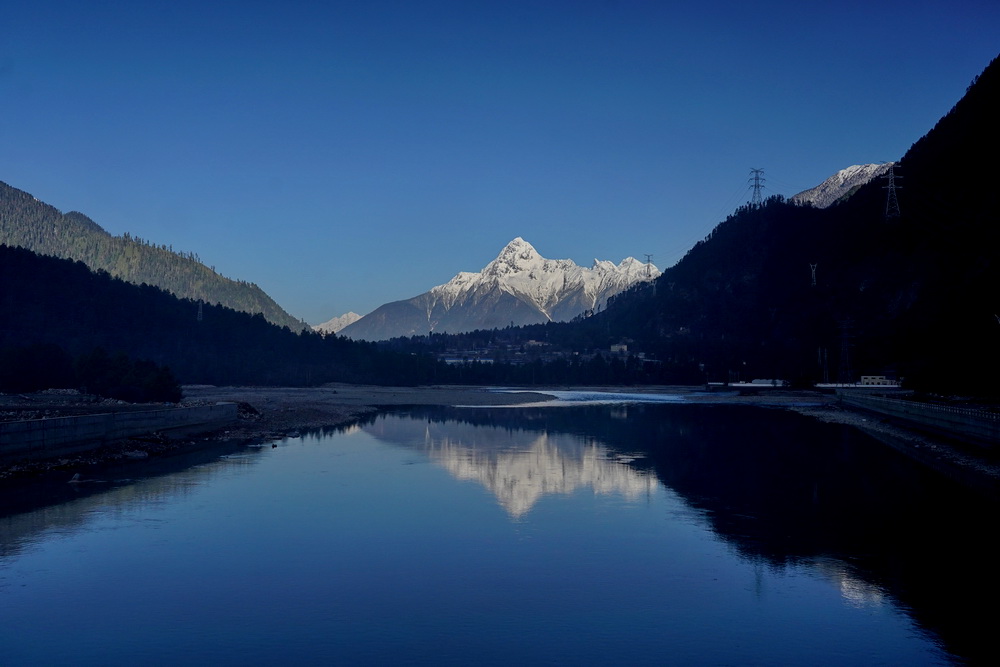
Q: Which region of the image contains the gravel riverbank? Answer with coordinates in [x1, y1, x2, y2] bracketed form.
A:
[0, 385, 554, 481]
[3, 385, 998, 495]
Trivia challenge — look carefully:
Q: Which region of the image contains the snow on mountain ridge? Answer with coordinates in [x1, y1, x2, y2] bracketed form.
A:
[425, 238, 647, 319]
[338, 238, 660, 341]
[312, 311, 362, 334]
[791, 163, 893, 208]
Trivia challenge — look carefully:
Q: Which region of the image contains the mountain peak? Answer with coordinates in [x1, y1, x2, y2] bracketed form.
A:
[484, 237, 544, 277]
[498, 237, 540, 260]
[312, 311, 362, 334]
[791, 163, 892, 208]
[339, 238, 661, 340]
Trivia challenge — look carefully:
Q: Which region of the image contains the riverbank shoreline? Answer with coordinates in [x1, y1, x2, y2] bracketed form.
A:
[0, 385, 557, 483]
[2, 384, 998, 498]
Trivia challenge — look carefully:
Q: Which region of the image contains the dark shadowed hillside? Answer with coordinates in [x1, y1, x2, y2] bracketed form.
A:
[584, 54, 1000, 391]
[0, 244, 444, 386]
[0, 182, 305, 331]
[412, 54, 1000, 391]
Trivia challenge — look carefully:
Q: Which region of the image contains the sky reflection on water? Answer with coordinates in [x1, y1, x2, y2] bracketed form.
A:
[497, 389, 690, 407]
[0, 404, 970, 665]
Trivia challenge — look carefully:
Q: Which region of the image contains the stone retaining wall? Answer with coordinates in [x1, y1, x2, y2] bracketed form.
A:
[0, 403, 237, 462]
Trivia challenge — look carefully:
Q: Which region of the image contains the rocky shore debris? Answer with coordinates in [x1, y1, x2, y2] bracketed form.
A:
[0, 387, 375, 481]
[4, 385, 998, 494]
[236, 402, 262, 421]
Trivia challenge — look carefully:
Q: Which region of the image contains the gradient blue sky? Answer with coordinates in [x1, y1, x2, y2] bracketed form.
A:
[2, 1, 997, 324]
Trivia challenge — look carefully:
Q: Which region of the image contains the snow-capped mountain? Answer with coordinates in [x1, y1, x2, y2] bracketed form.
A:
[791, 163, 893, 209]
[312, 312, 362, 334]
[338, 238, 659, 341]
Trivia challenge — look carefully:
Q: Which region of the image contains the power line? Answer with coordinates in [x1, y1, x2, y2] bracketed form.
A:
[764, 174, 811, 195]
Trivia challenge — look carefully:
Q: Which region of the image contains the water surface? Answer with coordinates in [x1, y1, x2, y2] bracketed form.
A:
[2, 402, 988, 664]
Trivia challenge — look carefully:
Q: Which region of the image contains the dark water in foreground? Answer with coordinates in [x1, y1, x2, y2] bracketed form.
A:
[1, 402, 994, 664]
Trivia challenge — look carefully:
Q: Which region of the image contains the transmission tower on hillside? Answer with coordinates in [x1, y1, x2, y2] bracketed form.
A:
[644, 254, 654, 279]
[749, 168, 766, 207]
[882, 162, 902, 219]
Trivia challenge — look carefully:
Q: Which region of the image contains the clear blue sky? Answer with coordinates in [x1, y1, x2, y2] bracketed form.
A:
[2, 1, 997, 324]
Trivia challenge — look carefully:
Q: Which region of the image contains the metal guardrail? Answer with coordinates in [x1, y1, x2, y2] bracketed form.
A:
[837, 391, 999, 446]
[841, 393, 1000, 422]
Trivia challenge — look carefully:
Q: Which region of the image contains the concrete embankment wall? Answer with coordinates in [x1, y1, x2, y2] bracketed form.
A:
[0, 403, 237, 463]
[837, 391, 999, 447]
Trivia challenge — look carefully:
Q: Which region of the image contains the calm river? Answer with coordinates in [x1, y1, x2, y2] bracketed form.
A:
[1, 397, 995, 664]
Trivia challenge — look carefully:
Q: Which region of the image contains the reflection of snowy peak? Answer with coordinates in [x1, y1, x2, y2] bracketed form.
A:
[363, 415, 656, 518]
[340, 238, 659, 341]
[791, 163, 892, 209]
[428, 434, 656, 518]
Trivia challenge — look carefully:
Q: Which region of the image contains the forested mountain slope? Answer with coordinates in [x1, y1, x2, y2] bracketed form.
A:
[0, 182, 305, 331]
[0, 244, 442, 386]
[585, 54, 1000, 391]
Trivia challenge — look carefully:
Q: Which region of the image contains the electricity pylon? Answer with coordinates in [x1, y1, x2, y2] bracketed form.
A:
[749, 168, 765, 207]
[882, 162, 902, 219]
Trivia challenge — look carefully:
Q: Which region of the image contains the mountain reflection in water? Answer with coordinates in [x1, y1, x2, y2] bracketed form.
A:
[364, 403, 998, 664]
[363, 415, 656, 518]
[1, 402, 992, 664]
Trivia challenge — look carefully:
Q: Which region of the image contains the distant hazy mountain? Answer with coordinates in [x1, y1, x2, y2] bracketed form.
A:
[791, 163, 892, 208]
[0, 181, 305, 330]
[339, 237, 659, 341]
[313, 312, 362, 334]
